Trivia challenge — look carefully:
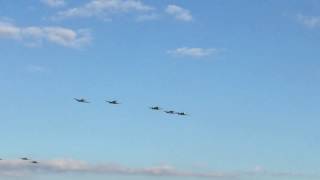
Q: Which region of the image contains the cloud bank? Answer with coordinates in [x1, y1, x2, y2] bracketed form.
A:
[0, 21, 91, 48]
[0, 159, 232, 178]
[0, 159, 315, 179]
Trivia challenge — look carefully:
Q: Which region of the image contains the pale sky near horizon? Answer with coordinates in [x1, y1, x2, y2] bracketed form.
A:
[1, 0, 320, 180]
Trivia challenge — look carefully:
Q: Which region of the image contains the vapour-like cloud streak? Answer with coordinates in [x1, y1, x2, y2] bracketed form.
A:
[168, 47, 221, 58]
[41, 0, 66, 8]
[0, 159, 316, 179]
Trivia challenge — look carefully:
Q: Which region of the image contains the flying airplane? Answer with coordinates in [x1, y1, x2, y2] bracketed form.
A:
[105, 100, 120, 104]
[150, 106, 162, 110]
[164, 110, 175, 114]
[74, 98, 90, 103]
[21, 158, 29, 160]
[176, 112, 188, 116]
[31, 161, 39, 164]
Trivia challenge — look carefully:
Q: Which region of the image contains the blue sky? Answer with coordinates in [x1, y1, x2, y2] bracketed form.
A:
[0, 0, 320, 179]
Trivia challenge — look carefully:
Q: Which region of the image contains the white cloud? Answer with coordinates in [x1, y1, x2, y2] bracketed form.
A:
[297, 14, 320, 28]
[52, 1, 194, 22]
[0, 159, 315, 179]
[165, 5, 193, 22]
[168, 47, 220, 58]
[0, 21, 20, 39]
[55, 0, 154, 20]
[41, 0, 66, 7]
[0, 21, 91, 48]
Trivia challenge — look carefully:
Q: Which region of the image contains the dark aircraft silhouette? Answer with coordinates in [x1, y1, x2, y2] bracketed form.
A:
[31, 161, 39, 164]
[164, 110, 175, 114]
[74, 98, 90, 103]
[106, 100, 120, 104]
[21, 158, 29, 160]
[150, 106, 161, 110]
[176, 112, 188, 116]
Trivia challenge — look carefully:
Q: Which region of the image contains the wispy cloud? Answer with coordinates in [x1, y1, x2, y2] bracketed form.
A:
[41, 0, 66, 8]
[297, 14, 320, 28]
[0, 159, 315, 179]
[26, 65, 48, 73]
[51, 1, 194, 23]
[136, 13, 160, 22]
[0, 20, 91, 48]
[165, 5, 193, 22]
[168, 47, 220, 58]
[54, 0, 154, 20]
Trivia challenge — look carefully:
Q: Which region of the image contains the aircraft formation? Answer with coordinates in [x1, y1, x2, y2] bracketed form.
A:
[74, 98, 189, 116]
[0, 157, 39, 164]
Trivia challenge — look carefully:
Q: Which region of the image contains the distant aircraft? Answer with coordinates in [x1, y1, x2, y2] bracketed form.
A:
[105, 100, 120, 104]
[150, 106, 161, 110]
[21, 158, 29, 160]
[176, 112, 188, 116]
[74, 98, 90, 103]
[31, 161, 39, 164]
[164, 110, 175, 114]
